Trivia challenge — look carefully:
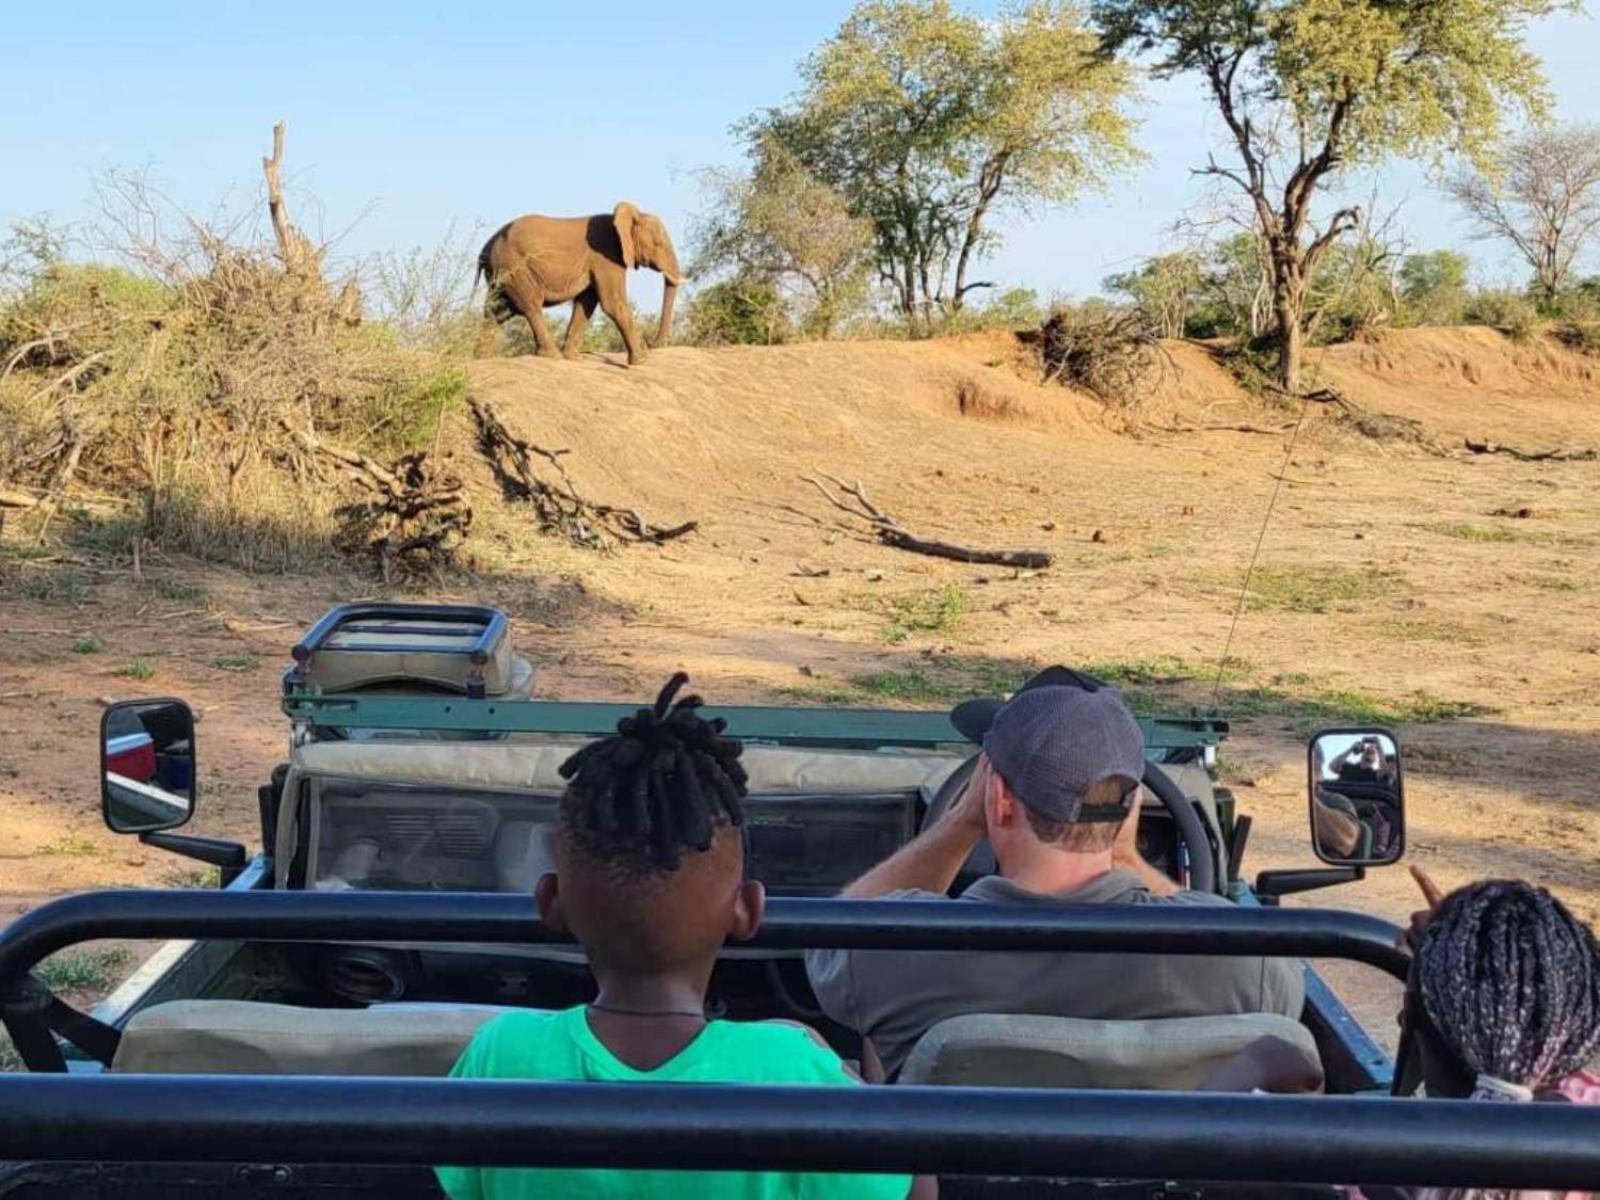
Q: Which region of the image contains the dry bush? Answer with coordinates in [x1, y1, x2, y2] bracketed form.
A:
[1035, 302, 1166, 417]
[0, 133, 465, 575]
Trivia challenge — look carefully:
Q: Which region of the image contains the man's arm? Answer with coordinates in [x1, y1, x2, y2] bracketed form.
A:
[1111, 787, 1180, 897]
[841, 760, 989, 898]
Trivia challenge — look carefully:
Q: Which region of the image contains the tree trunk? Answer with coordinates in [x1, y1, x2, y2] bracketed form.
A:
[1270, 246, 1306, 392]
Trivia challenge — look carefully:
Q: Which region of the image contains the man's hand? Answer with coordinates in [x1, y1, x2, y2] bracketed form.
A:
[839, 756, 989, 899]
[942, 758, 992, 838]
[1401, 864, 1446, 950]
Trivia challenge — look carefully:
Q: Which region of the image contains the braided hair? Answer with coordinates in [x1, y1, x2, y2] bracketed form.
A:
[1417, 879, 1600, 1100]
[557, 672, 747, 873]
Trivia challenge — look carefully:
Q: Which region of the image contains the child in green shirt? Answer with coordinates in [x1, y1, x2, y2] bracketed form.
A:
[436, 674, 923, 1200]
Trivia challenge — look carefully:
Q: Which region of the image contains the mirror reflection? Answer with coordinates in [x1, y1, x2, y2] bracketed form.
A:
[102, 700, 195, 834]
[1309, 730, 1403, 865]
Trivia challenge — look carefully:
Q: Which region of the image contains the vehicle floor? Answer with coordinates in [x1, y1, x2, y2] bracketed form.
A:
[3, 327, 1599, 1049]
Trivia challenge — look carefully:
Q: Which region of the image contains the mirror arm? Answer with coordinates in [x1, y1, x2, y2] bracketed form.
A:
[1255, 866, 1365, 905]
[138, 831, 248, 886]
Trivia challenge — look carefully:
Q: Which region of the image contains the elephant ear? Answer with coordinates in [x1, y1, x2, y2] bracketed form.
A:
[613, 201, 640, 270]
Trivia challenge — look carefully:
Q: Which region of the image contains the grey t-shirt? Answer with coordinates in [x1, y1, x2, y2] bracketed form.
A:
[804, 870, 1306, 1079]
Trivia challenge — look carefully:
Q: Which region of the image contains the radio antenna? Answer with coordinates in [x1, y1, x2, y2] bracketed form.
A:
[1209, 401, 1310, 711]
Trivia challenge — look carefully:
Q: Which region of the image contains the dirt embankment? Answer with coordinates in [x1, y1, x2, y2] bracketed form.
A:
[3, 324, 1599, 1033]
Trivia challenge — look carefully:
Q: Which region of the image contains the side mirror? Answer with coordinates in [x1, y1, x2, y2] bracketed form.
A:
[101, 699, 196, 834]
[1307, 728, 1404, 866]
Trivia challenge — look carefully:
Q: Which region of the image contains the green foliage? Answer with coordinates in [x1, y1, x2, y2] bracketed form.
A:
[787, 655, 1031, 706]
[113, 657, 156, 681]
[212, 653, 259, 671]
[1093, 0, 1568, 386]
[14, 567, 93, 604]
[1400, 250, 1471, 325]
[35, 947, 131, 993]
[974, 287, 1045, 330]
[1241, 567, 1402, 614]
[883, 583, 969, 643]
[1463, 287, 1541, 340]
[752, 0, 1140, 325]
[38, 832, 98, 857]
[71, 636, 105, 655]
[684, 279, 791, 346]
[691, 143, 874, 339]
[1104, 253, 1204, 339]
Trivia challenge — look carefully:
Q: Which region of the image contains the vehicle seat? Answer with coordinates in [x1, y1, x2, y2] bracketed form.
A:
[898, 1012, 1320, 1091]
[112, 1000, 515, 1076]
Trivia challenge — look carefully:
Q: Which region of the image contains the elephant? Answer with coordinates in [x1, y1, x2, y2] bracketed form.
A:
[474, 201, 683, 366]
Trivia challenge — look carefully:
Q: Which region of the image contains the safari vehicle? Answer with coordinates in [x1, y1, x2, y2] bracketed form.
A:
[1, 603, 1593, 1197]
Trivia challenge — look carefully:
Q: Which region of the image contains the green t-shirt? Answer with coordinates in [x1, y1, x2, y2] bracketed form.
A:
[435, 1006, 912, 1200]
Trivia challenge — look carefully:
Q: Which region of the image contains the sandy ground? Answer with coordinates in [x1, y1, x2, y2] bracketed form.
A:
[3, 326, 1598, 1040]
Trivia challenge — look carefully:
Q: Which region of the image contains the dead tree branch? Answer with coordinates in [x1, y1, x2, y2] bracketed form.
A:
[1465, 438, 1597, 463]
[468, 396, 697, 549]
[282, 420, 472, 580]
[802, 472, 1052, 569]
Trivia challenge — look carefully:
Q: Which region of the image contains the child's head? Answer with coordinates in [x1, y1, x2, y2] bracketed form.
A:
[535, 673, 763, 974]
[1412, 879, 1600, 1100]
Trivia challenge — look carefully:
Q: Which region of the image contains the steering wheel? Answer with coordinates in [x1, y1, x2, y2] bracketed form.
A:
[923, 755, 1217, 895]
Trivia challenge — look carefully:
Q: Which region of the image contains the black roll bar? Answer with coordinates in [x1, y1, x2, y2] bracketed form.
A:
[0, 889, 1411, 986]
[4, 1075, 1600, 1190]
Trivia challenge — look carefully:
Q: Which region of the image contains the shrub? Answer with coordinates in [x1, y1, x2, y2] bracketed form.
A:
[1463, 288, 1541, 341]
[684, 279, 790, 346]
[0, 145, 464, 576]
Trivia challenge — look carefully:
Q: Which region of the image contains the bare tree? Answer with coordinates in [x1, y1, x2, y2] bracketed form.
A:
[1447, 125, 1600, 307]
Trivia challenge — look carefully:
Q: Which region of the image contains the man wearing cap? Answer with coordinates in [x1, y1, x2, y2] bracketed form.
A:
[804, 679, 1304, 1081]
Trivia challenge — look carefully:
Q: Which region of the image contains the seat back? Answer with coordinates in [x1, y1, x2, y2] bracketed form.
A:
[898, 1012, 1320, 1091]
[112, 1000, 512, 1076]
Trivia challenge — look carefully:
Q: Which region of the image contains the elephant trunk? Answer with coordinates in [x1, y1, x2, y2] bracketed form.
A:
[654, 278, 679, 349]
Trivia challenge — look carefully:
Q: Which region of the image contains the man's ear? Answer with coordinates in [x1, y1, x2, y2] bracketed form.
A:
[728, 879, 766, 942]
[534, 872, 568, 934]
[990, 784, 1019, 829]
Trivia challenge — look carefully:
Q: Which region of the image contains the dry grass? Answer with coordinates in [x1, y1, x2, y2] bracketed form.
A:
[0, 156, 468, 576]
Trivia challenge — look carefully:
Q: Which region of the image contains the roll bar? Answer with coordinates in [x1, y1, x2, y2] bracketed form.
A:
[4, 1075, 1600, 1190]
[0, 889, 1412, 986]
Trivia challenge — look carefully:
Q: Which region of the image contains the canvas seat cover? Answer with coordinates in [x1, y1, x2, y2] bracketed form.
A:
[898, 1011, 1320, 1091]
[113, 1000, 513, 1076]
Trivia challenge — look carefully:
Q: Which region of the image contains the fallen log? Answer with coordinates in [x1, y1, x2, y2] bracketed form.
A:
[1464, 438, 1597, 463]
[802, 472, 1052, 570]
[1153, 421, 1296, 436]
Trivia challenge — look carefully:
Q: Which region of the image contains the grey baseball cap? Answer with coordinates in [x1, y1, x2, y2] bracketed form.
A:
[963, 681, 1147, 824]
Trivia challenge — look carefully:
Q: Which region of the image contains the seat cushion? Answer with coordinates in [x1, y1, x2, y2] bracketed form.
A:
[898, 1011, 1320, 1091]
[113, 1000, 515, 1076]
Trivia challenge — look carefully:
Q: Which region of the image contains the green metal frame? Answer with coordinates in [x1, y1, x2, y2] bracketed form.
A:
[282, 691, 1228, 753]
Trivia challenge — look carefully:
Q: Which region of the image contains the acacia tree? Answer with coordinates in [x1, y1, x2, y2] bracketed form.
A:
[748, 0, 1139, 329]
[1094, 0, 1569, 390]
[1447, 125, 1600, 308]
[691, 142, 875, 338]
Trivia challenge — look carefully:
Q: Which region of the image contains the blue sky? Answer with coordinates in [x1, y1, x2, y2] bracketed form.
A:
[4, 2, 1596, 304]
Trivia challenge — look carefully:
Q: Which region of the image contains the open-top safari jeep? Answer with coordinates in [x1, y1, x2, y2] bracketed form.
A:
[1, 603, 1596, 1197]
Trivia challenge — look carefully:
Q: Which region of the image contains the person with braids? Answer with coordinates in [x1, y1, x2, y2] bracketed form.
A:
[1208, 868, 1600, 1199]
[435, 673, 926, 1200]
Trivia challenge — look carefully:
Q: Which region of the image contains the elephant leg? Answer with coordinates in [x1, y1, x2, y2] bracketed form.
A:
[563, 288, 598, 359]
[525, 306, 561, 358]
[599, 290, 645, 366]
[504, 273, 559, 358]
